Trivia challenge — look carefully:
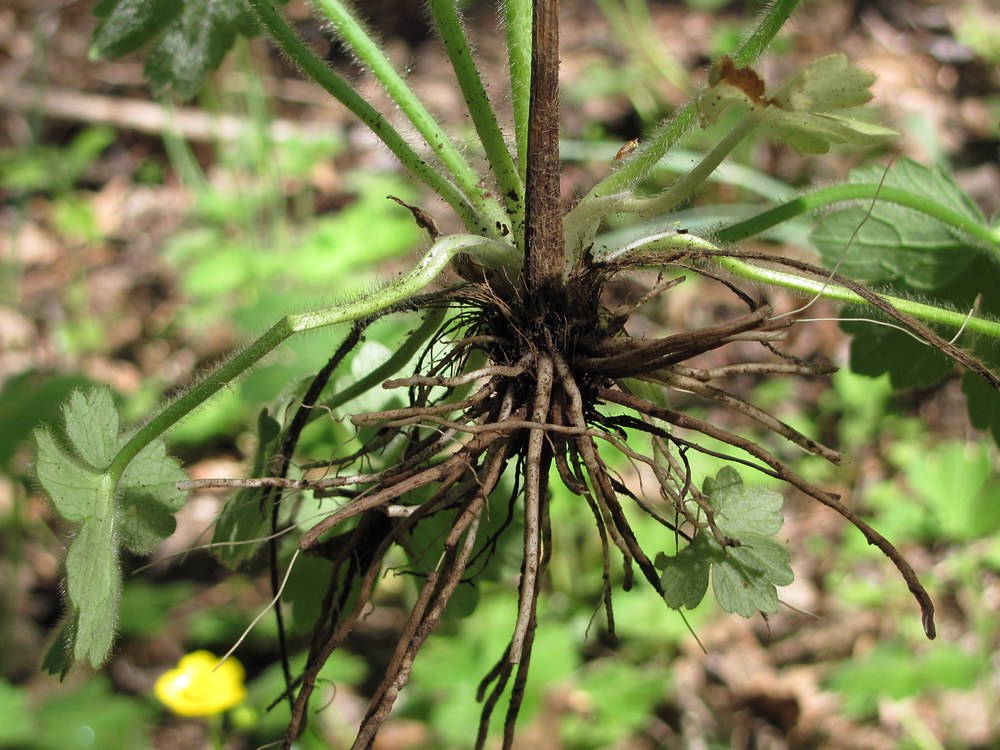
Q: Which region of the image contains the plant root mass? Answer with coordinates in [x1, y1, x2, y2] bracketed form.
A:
[262, 265, 936, 749]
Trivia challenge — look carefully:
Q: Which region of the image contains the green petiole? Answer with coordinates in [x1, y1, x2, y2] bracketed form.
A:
[248, 0, 494, 237]
[606, 231, 1000, 342]
[714, 183, 1000, 257]
[428, 0, 525, 249]
[108, 234, 512, 486]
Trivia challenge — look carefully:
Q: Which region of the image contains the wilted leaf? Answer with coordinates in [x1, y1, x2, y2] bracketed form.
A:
[769, 54, 875, 112]
[696, 54, 894, 154]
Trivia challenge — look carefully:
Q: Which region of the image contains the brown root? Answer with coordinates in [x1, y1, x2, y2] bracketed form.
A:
[216, 245, 992, 747]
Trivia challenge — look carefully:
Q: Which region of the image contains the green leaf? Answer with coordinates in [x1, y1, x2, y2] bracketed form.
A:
[841, 319, 953, 390]
[144, 0, 248, 100]
[810, 159, 986, 290]
[769, 54, 876, 112]
[90, 0, 258, 100]
[64, 388, 120, 467]
[704, 465, 783, 536]
[34, 427, 107, 524]
[834, 249, 1000, 442]
[41, 616, 77, 678]
[695, 54, 894, 154]
[711, 534, 792, 616]
[964, 368, 1000, 446]
[119, 440, 187, 554]
[659, 534, 711, 610]
[811, 160, 1000, 438]
[659, 467, 792, 617]
[65, 511, 120, 667]
[90, 0, 183, 59]
[34, 386, 186, 668]
[760, 111, 896, 155]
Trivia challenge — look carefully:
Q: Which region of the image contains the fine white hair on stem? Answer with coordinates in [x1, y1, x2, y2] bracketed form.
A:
[795, 316, 935, 345]
[771, 153, 897, 322]
[216, 549, 302, 671]
[948, 296, 981, 345]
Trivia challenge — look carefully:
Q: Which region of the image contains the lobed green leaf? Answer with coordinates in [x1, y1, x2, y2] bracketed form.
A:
[659, 535, 711, 610]
[91, 0, 183, 59]
[703, 465, 784, 537]
[34, 428, 105, 524]
[65, 512, 121, 667]
[711, 533, 793, 616]
[64, 388, 120, 468]
[659, 468, 793, 617]
[34, 387, 186, 669]
[91, 0, 261, 101]
[144, 0, 246, 100]
[119, 440, 187, 554]
[769, 54, 876, 112]
[760, 111, 896, 155]
[811, 159, 987, 290]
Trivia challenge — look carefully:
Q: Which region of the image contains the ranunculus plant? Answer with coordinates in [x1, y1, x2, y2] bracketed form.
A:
[35, 1, 1000, 748]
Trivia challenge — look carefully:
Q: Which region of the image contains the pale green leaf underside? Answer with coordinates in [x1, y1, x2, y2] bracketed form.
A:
[64, 388, 120, 468]
[711, 533, 793, 616]
[34, 428, 105, 524]
[33, 386, 185, 668]
[119, 440, 187, 554]
[762, 111, 896, 155]
[707, 465, 784, 536]
[660, 534, 711, 610]
[65, 512, 120, 667]
[660, 467, 793, 617]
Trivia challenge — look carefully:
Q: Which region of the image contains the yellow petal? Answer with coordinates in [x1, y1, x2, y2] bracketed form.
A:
[154, 651, 247, 717]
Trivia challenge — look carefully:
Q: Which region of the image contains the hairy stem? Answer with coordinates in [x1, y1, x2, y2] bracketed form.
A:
[523, 0, 565, 292]
[428, 0, 525, 247]
[504, 0, 532, 181]
[109, 235, 508, 486]
[714, 183, 1000, 255]
[311, 0, 510, 237]
[715, 256, 1000, 342]
[621, 118, 757, 219]
[610, 232, 1000, 342]
[248, 0, 493, 235]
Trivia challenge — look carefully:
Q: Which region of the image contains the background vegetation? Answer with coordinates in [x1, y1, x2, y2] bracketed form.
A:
[1, 0, 998, 748]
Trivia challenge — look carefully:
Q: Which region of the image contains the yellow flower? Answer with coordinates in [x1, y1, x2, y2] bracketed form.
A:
[154, 651, 248, 717]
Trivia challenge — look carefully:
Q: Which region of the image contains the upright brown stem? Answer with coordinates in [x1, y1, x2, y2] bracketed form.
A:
[523, 0, 563, 298]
